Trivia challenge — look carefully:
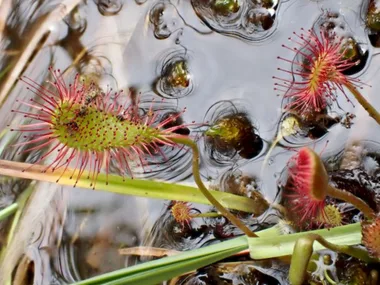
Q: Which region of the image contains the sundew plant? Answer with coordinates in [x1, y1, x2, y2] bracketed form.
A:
[0, 1, 380, 285]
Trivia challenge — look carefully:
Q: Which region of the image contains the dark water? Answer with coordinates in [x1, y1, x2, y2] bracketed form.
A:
[0, 0, 380, 284]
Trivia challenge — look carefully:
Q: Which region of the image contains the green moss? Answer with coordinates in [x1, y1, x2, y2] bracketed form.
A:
[205, 116, 244, 144]
[166, 61, 190, 88]
[367, 1, 380, 31]
[212, 0, 240, 16]
[367, 13, 380, 31]
[340, 38, 360, 61]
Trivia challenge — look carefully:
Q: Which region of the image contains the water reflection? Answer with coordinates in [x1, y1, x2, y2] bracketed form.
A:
[191, 0, 281, 41]
[94, 0, 124, 16]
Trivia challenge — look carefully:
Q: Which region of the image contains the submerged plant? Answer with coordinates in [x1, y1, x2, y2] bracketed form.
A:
[205, 113, 263, 159]
[284, 147, 375, 226]
[366, 0, 380, 32]
[11, 68, 256, 237]
[274, 28, 380, 125]
[212, 0, 240, 16]
[165, 60, 190, 89]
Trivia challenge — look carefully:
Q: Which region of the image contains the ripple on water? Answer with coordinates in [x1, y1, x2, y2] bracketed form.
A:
[190, 0, 286, 42]
[2, 0, 380, 284]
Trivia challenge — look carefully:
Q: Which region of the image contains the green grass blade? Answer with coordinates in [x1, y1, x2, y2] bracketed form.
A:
[0, 203, 18, 221]
[248, 223, 361, 259]
[0, 182, 35, 285]
[5, 184, 35, 245]
[103, 248, 244, 285]
[73, 226, 281, 285]
[0, 159, 262, 213]
[73, 236, 249, 285]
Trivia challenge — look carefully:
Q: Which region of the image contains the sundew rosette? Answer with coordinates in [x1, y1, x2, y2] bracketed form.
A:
[274, 28, 362, 114]
[11, 68, 192, 188]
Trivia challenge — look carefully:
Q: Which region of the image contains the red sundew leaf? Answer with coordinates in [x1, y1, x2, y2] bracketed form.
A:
[284, 147, 329, 225]
[274, 28, 362, 114]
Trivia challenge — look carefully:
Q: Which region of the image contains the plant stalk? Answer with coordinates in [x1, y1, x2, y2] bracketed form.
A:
[0, 183, 34, 285]
[171, 136, 257, 237]
[344, 82, 380, 125]
[192, 212, 221, 218]
[289, 233, 375, 285]
[327, 185, 375, 220]
[0, 203, 18, 221]
[73, 223, 363, 285]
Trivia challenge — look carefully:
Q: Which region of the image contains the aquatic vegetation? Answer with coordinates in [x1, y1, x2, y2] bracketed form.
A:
[297, 110, 340, 139]
[206, 115, 251, 146]
[212, 0, 240, 16]
[155, 51, 193, 99]
[362, 215, 380, 259]
[366, 0, 380, 32]
[365, 0, 380, 47]
[340, 38, 364, 66]
[164, 60, 190, 89]
[245, 7, 274, 32]
[205, 112, 263, 160]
